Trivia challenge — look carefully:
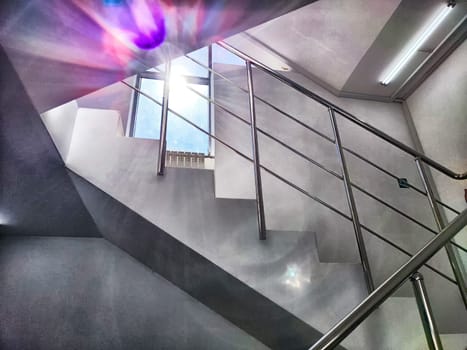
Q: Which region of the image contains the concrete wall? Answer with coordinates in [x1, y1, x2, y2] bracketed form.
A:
[406, 39, 467, 243]
[0, 236, 268, 350]
[0, 46, 100, 238]
[77, 77, 135, 134]
[41, 101, 79, 162]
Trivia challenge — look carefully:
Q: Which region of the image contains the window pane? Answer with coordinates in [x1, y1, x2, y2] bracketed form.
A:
[171, 46, 209, 78]
[133, 78, 164, 139]
[167, 83, 210, 154]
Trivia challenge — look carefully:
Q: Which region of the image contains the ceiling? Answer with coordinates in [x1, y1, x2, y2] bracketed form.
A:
[226, 0, 467, 101]
[0, 0, 315, 112]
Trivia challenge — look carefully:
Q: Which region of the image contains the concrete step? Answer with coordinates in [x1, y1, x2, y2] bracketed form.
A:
[43, 104, 467, 348]
[53, 105, 364, 346]
[52, 107, 338, 349]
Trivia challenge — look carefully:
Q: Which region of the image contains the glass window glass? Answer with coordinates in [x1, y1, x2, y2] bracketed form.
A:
[171, 46, 209, 78]
[133, 78, 164, 139]
[167, 84, 209, 154]
[132, 46, 212, 155]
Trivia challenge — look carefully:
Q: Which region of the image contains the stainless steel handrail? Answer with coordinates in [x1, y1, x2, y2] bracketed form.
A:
[120, 80, 460, 287]
[168, 76, 467, 252]
[157, 61, 171, 175]
[215, 41, 467, 304]
[187, 49, 461, 216]
[184, 52, 335, 143]
[144, 61, 467, 254]
[415, 158, 467, 306]
[410, 272, 444, 350]
[309, 208, 467, 350]
[246, 60, 267, 240]
[217, 41, 467, 180]
[359, 224, 456, 284]
[343, 146, 461, 215]
[352, 183, 467, 254]
[329, 107, 375, 293]
[128, 44, 467, 345]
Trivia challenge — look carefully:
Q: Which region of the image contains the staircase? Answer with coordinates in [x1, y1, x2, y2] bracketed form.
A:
[39, 42, 467, 349]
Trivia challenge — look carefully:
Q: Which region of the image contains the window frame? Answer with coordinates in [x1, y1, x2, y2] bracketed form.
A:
[128, 46, 213, 156]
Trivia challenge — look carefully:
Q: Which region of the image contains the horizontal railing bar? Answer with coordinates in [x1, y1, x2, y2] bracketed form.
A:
[122, 80, 458, 287]
[257, 128, 343, 180]
[121, 81, 251, 162]
[184, 52, 335, 143]
[261, 166, 352, 222]
[360, 224, 457, 285]
[174, 73, 466, 254]
[309, 209, 467, 350]
[255, 95, 335, 143]
[343, 146, 460, 215]
[178, 61, 467, 261]
[154, 72, 341, 180]
[353, 184, 436, 233]
[352, 184, 467, 254]
[152, 64, 465, 255]
[217, 41, 467, 180]
[343, 146, 426, 194]
[437, 201, 461, 216]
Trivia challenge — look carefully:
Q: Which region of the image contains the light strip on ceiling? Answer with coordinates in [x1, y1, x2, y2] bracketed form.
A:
[380, 4, 454, 86]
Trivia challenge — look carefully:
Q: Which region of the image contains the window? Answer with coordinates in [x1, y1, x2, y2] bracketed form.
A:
[129, 46, 212, 155]
[128, 44, 245, 160]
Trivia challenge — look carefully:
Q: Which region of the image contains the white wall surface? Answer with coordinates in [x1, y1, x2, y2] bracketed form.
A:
[41, 100, 78, 162]
[407, 39, 467, 220]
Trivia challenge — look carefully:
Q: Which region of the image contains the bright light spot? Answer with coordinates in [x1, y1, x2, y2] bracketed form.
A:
[169, 69, 188, 91]
[168, 67, 193, 104]
[283, 264, 310, 289]
[380, 5, 453, 85]
[0, 212, 10, 226]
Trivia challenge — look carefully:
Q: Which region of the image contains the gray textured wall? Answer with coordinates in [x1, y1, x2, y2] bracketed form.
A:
[77, 77, 136, 134]
[406, 39, 467, 244]
[0, 236, 268, 350]
[0, 46, 100, 237]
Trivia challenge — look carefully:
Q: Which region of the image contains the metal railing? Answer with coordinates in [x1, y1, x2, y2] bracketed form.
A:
[120, 76, 464, 287]
[216, 41, 467, 302]
[216, 42, 467, 181]
[309, 209, 467, 350]
[120, 41, 467, 348]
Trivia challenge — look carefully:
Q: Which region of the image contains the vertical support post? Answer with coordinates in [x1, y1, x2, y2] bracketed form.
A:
[246, 61, 266, 240]
[415, 158, 467, 307]
[127, 74, 142, 137]
[410, 272, 444, 350]
[157, 61, 171, 175]
[208, 44, 214, 156]
[329, 108, 375, 293]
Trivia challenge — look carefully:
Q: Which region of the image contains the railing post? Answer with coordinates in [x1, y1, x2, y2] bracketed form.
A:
[246, 61, 266, 240]
[157, 60, 171, 175]
[415, 157, 467, 307]
[309, 209, 467, 350]
[410, 272, 444, 350]
[328, 108, 375, 293]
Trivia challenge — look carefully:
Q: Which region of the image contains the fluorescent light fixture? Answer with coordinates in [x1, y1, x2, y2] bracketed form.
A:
[380, 4, 454, 85]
